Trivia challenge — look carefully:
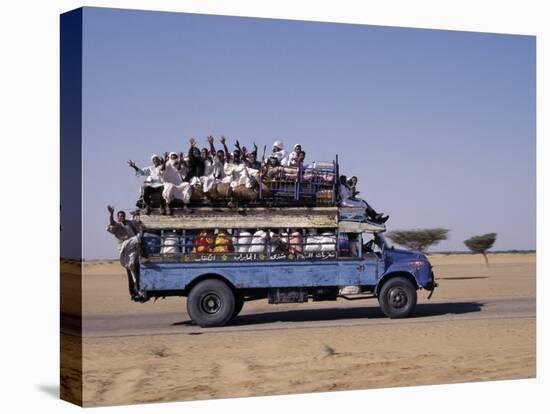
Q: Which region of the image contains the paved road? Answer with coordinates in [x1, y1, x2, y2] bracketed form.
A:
[62, 296, 535, 338]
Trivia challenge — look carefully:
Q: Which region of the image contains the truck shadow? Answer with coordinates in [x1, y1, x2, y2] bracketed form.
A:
[437, 276, 488, 280]
[225, 301, 485, 326]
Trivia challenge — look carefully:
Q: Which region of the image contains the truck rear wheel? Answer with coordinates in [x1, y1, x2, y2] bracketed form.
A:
[187, 279, 236, 327]
[378, 276, 417, 318]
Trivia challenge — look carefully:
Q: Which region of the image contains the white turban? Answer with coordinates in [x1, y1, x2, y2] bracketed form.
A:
[169, 152, 178, 158]
[151, 154, 160, 161]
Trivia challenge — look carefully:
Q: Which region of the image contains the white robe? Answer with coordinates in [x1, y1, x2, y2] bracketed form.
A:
[211, 157, 225, 179]
[222, 163, 258, 189]
[272, 149, 289, 166]
[136, 165, 162, 186]
[200, 175, 219, 193]
[160, 162, 191, 204]
[194, 157, 225, 193]
[107, 221, 138, 250]
[119, 236, 141, 290]
[160, 161, 184, 185]
[203, 159, 214, 176]
[286, 151, 299, 167]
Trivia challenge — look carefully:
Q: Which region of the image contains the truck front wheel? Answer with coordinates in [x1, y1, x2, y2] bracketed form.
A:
[378, 277, 417, 318]
[187, 279, 236, 327]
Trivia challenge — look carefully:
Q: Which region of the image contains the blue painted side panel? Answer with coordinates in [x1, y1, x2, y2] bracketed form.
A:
[140, 251, 434, 293]
[140, 257, 382, 291]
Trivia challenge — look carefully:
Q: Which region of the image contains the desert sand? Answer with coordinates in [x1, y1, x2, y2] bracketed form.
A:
[61, 253, 536, 406]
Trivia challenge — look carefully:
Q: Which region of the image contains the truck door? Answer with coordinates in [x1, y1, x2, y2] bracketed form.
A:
[337, 232, 381, 286]
[359, 252, 380, 285]
[338, 258, 363, 286]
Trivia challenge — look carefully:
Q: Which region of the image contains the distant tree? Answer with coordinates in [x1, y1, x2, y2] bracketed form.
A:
[386, 228, 449, 253]
[464, 233, 497, 266]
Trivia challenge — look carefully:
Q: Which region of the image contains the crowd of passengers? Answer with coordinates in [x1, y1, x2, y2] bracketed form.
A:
[128, 136, 307, 215]
[128, 136, 388, 223]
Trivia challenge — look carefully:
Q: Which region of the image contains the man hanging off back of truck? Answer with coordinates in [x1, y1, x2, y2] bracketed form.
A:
[106, 205, 146, 301]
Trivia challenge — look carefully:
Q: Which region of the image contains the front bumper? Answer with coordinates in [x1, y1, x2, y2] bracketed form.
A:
[425, 272, 438, 299]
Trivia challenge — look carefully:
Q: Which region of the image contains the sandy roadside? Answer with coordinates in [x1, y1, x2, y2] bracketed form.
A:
[80, 317, 535, 406]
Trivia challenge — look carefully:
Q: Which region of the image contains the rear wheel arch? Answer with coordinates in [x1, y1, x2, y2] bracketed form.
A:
[184, 273, 237, 296]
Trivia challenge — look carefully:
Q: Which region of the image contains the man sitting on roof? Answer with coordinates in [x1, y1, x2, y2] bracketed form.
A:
[185, 138, 205, 180]
[297, 150, 306, 166]
[287, 143, 303, 167]
[245, 143, 262, 170]
[160, 151, 192, 215]
[128, 154, 165, 215]
[339, 175, 389, 224]
[264, 154, 282, 178]
[348, 176, 359, 198]
[219, 135, 233, 163]
[208, 136, 227, 178]
[196, 136, 224, 194]
[269, 140, 289, 166]
[202, 138, 215, 177]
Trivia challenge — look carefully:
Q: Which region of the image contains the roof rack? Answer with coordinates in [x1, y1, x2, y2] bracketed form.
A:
[138, 207, 339, 230]
[137, 206, 386, 233]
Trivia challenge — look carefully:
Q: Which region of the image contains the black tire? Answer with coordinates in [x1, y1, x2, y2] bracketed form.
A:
[377, 276, 417, 318]
[232, 294, 245, 319]
[187, 279, 236, 327]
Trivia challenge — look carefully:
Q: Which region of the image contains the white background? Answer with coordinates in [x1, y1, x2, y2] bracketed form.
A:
[0, 0, 547, 412]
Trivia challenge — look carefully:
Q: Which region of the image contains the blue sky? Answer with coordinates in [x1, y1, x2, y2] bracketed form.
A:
[76, 7, 535, 259]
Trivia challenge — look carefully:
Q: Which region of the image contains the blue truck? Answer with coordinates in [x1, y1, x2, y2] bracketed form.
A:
[136, 206, 437, 327]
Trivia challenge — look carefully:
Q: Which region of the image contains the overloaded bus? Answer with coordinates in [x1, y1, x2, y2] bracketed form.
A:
[136, 206, 437, 327]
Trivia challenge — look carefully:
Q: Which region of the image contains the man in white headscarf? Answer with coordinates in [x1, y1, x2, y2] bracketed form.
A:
[128, 154, 164, 215]
[286, 143, 303, 167]
[196, 135, 226, 194]
[270, 140, 289, 166]
[210, 137, 227, 177]
[160, 152, 184, 183]
[159, 152, 192, 215]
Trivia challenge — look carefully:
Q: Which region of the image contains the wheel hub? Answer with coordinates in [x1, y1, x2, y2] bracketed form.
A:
[200, 293, 222, 314]
[388, 287, 408, 309]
